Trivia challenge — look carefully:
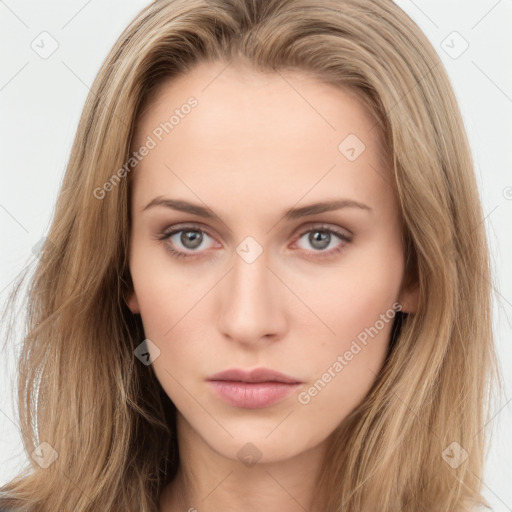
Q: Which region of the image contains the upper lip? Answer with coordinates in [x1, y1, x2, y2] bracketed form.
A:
[207, 368, 302, 384]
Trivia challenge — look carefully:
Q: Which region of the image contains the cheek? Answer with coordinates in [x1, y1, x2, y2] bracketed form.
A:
[129, 241, 203, 336]
[305, 247, 403, 344]
[295, 291, 398, 425]
[129, 247, 216, 389]
[296, 238, 403, 397]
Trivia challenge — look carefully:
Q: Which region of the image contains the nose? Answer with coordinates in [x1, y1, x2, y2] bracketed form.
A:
[216, 249, 288, 347]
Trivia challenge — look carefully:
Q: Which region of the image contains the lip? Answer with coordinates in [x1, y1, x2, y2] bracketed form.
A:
[208, 368, 302, 384]
[207, 368, 303, 409]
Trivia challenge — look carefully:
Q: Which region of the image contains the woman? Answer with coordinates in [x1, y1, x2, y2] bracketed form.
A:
[0, 0, 498, 510]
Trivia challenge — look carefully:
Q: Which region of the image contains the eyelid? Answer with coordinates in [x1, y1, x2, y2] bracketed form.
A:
[160, 221, 352, 240]
[157, 223, 219, 250]
[157, 221, 352, 259]
[295, 222, 353, 240]
[159, 222, 215, 239]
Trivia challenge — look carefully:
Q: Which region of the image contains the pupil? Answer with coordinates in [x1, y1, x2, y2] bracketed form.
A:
[310, 231, 329, 250]
[179, 230, 331, 251]
[182, 231, 202, 249]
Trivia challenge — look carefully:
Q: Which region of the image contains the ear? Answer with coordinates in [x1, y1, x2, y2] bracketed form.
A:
[398, 281, 419, 314]
[125, 290, 140, 314]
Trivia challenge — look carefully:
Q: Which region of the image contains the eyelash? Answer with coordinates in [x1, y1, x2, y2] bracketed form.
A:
[156, 224, 352, 260]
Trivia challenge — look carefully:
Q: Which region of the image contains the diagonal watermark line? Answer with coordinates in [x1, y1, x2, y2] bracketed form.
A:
[468, 255, 512, 327]
[163, 367, 234, 438]
[473, 394, 512, 439]
[340, 429, 410, 508]
[265, 265, 336, 335]
[265, 409, 295, 438]
[471, 0, 503, 30]
[61, 60, 92, 90]
[391, 60, 441, 114]
[266, 164, 337, 234]
[407, 0, 439, 29]
[370, 59, 441, 132]
[264, 470, 309, 511]
[200, 470, 234, 502]
[469, 468, 512, 511]
[368, 161, 398, 194]
[163, 163, 231, 234]
[201, 60, 233, 92]
[60, 469, 95, 507]
[480, 204, 500, 227]
[61, 0, 93, 29]
[0, 406, 21, 434]
[61, 61, 131, 129]
[163, 267, 234, 337]
[0, 273, 22, 297]
[472, 61, 512, 104]
[164, 162, 336, 335]
[60, 403, 97, 442]
[424, 204, 500, 283]
[0, 202, 29, 233]
[367, 367, 441, 441]
[0, 0, 29, 28]
[276, 69, 336, 130]
[0, 62, 29, 92]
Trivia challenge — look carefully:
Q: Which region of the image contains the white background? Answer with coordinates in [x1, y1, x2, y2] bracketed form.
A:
[1, 0, 511, 509]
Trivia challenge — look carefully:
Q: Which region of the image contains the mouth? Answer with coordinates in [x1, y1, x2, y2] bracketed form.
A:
[206, 368, 303, 409]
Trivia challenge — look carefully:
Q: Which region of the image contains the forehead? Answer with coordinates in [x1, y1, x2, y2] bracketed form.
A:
[130, 61, 395, 216]
[136, 60, 383, 147]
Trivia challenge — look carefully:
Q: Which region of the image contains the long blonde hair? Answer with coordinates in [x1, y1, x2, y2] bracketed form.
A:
[0, 0, 499, 510]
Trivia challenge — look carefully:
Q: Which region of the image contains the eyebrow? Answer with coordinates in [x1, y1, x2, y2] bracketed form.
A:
[142, 196, 372, 221]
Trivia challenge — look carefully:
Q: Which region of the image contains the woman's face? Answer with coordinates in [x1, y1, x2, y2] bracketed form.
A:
[127, 60, 417, 464]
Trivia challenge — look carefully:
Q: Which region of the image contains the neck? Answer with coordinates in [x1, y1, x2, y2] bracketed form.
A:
[159, 412, 330, 512]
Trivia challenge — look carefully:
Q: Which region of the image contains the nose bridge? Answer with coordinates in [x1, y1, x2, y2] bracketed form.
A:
[217, 246, 285, 344]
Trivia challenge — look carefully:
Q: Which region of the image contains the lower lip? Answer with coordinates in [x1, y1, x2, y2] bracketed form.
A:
[208, 380, 301, 409]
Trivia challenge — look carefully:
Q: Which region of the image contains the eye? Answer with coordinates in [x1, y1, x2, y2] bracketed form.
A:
[157, 225, 217, 259]
[157, 223, 352, 260]
[293, 224, 351, 258]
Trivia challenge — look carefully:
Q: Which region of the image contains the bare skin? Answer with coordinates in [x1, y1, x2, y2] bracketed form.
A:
[126, 59, 418, 512]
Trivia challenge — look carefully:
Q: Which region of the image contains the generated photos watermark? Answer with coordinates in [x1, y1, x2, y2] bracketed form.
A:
[93, 96, 198, 200]
[297, 301, 402, 405]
